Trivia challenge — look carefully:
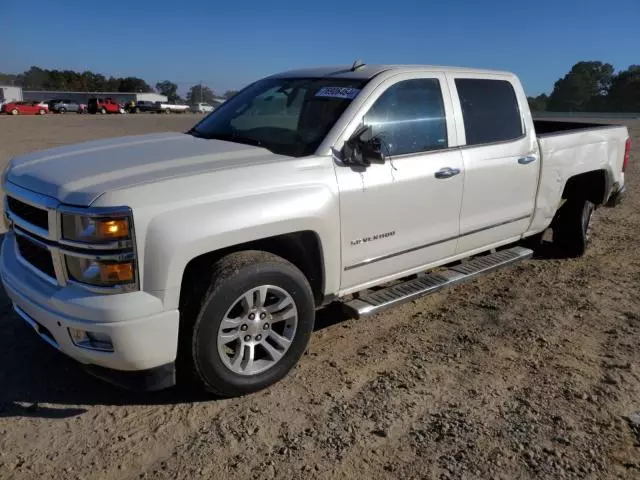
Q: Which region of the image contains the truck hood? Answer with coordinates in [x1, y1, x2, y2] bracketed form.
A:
[7, 132, 286, 206]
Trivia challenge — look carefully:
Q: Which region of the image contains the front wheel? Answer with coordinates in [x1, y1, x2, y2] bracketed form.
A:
[10, 108, 18, 115]
[59, 107, 66, 114]
[100, 107, 106, 114]
[179, 251, 315, 397]
[553, 198, 594, 257]
[38, 109, 46, 115]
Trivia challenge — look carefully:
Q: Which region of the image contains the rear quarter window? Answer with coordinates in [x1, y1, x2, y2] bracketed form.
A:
[455, 78, 523, 146]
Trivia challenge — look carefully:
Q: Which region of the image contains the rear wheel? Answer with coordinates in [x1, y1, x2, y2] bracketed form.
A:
[59, 107, 66, 114]
[553, 198, 594, 257]
[165, 108, 171, 114]
[38, 109, 46, 115]
[100, 107, 106, 114]
[179, 251, 315, 397]
[10, 108, 18, 115]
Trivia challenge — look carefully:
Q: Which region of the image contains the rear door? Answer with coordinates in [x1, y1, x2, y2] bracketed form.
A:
[334, 72, 464, 292]
[446, 74, 539, 254]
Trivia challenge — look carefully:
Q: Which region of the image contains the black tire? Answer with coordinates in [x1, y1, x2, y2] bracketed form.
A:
[59, 107, 66, 114]
[553, 198, 594, 257]
[178, 250, 315, 397]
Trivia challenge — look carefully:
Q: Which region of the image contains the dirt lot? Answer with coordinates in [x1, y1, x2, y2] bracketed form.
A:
[0, 114, 639, 480]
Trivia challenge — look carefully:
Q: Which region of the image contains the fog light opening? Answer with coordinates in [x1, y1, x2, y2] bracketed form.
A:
[68, 328, 114, 352]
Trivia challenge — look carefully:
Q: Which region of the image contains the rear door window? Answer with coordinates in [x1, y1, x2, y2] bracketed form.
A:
[454, 79, 523, 146]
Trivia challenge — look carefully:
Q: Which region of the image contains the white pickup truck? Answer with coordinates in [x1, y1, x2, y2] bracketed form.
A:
[157, 101, 190, 114]
[1, 64, 630, 396]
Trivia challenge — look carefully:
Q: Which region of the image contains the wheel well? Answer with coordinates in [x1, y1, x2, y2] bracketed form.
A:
[179, 231, 325, 309]
[561, 170, 609, 205]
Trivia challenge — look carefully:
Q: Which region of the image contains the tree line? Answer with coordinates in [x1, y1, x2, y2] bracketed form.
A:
[3, 62, 637, 112]
[0, 67, 238, 104]
[528, 61, 639, 113]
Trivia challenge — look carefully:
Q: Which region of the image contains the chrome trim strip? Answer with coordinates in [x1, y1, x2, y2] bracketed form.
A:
[59, 248, 135, 262]
[13, 304, 61, 350]
[57, 237, 134, 251]
[456, 133, 527, 151]
[345, 233, 458, 271]
[344, 214, 531, 271]
[459, 214, 531, 238]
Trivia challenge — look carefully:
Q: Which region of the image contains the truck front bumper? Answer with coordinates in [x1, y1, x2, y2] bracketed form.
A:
[1, 231, 180, 391]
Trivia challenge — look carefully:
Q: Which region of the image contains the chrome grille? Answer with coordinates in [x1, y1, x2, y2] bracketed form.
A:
[4, 181, 138, 294]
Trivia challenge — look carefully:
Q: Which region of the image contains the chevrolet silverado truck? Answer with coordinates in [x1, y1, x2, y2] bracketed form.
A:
[1, 64, 630, 396]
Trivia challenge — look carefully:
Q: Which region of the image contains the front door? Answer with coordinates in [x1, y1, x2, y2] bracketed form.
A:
[334, 73, 464, 293]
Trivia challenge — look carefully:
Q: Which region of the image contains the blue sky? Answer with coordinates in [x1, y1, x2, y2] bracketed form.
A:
[2, 0, 638, 96]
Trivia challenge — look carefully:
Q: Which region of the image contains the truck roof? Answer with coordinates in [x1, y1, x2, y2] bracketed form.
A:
[270, 64, 514, 80]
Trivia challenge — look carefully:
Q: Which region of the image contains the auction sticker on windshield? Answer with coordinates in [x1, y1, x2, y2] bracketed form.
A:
[315, 87, 361, 99]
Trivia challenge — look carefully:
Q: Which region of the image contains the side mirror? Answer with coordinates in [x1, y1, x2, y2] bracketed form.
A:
[342, 126, 385, 167]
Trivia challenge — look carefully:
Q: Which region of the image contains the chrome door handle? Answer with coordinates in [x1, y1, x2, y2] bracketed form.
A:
[518, 155, 536, 165]
[434, 167, 461, 179]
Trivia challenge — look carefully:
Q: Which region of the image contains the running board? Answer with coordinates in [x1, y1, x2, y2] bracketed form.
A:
[342, 246, 532, 318]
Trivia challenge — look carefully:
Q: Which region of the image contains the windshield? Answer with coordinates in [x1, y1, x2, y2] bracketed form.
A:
[188, 77, 367, 157]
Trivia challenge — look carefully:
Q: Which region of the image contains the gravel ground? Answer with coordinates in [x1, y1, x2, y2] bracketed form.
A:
[0, 114, 639, 480]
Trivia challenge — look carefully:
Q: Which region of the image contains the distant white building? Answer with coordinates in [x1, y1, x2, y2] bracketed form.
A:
[0, 86, 23, 104]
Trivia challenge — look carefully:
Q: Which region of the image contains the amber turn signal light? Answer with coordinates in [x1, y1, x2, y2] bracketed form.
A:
[96, 219, 130, 239]
[99, 262, 134, 282]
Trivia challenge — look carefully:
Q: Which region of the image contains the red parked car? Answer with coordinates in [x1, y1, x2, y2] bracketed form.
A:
[1, 101, 48, 115]
[88, 97, 124, 114]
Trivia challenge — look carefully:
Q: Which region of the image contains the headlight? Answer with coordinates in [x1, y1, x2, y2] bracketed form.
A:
[59, 208, 137, 291]
[66, 256, 135, 287]
[61, 214, 131, 244]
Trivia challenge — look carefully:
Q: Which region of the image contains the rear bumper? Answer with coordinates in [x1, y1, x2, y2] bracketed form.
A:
[1, 231, 180, 390]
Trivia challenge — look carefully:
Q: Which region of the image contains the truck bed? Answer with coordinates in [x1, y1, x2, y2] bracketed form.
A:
[528, 120, 628, 235]
[533, 119, 617, 136]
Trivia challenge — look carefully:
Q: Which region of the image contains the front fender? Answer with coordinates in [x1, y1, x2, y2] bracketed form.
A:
[141, 185, 340, 309]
